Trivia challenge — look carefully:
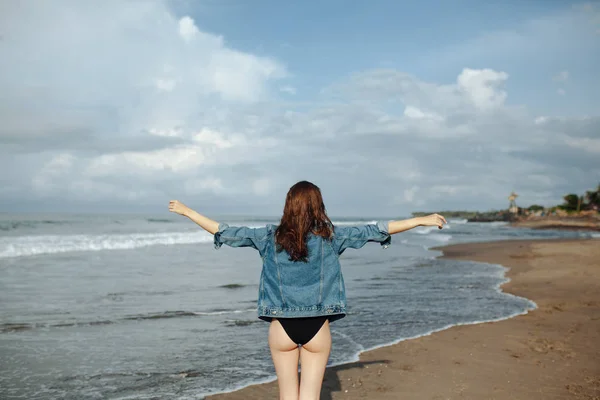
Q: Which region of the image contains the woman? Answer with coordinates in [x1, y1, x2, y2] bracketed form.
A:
[169, 181, 446, 400]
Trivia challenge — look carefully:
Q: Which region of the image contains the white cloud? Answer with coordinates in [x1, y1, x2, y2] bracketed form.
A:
[47, 153, 75, 170]
[178, 16, 200, 42]
[280, 85, 297, 95]
[8, 65, 597, 213]
[576, 2, 600, 33]
[148, 128, 182, 137]
[553, 70, 569, 97]
[0, 3, 598, 215]
[192, 128, 240, 149]
[83, 126, 263, 177]
[564, 137, 600, 154]
[31, 153, 77, 195]
[403, 186, 419, 203]
[0, 0, 287, 143]
[417, 4, 599, 119]
[431, 185, 460, 196]
[553, 70, 570, 82]
[403, 106, 444, 121]
[329, 67, 509, 117]
[456, 68, 508, 110]
[83, 146, 206, 176]
[155, 78, 177, 92]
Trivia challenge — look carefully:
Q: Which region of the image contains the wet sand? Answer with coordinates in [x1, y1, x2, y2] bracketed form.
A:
[207, 238, 600, 399]
[511, 216, 600, 231]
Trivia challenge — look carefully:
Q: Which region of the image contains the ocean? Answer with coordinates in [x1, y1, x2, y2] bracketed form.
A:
[0, 213, 596, 399]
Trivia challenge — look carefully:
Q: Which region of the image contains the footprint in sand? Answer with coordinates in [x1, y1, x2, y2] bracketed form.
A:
[527, 337, 575, 359]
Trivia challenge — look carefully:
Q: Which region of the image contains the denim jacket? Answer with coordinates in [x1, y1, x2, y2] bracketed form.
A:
[214, 221, 391, 322]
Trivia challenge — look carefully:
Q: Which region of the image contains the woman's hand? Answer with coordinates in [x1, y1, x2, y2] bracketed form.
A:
[170, 202, 219, 234]
[419, 213, 447, 229]
[169, 200, 190, 216]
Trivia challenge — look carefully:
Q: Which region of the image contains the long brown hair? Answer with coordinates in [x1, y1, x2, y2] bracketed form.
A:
[275, 181, 333, 262]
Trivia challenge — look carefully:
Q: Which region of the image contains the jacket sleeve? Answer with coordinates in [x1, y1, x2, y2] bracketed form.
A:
[213, 223, 269, 255]
[332, 221, 391, 255]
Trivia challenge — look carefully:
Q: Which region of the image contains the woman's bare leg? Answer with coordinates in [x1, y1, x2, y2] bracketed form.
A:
[298, 320, 331, 400]
[269, 319, 300, 400]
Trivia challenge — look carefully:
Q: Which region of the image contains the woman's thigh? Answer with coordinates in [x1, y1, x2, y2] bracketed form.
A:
[269, 319, 301, 399]
[299, 320, 331, 399]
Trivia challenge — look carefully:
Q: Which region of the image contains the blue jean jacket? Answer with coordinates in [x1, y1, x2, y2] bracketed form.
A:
[214, 221, 391, 322]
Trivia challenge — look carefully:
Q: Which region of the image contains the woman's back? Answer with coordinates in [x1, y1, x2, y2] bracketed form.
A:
[214, 221, 392, 322]
[267, 229, 344, 319]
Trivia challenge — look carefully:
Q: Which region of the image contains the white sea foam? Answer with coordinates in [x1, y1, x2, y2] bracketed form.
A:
[414, 226, 437, 234]
[428, 233, 452, 243]
[331, 330, 365, 352]
[0, 220, 386, 259]
[332, 220, 378, 226]
[325, 262, 537, 370]
[448, 218, 468, 224]
[192, 309, 255, 316]
[413, 226, 452, 242]
[0, 231, 214, 259]
[489, 221, 509, 227]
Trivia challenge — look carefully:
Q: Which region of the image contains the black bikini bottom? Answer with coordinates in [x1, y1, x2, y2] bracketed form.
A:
[275, 316, 329, 346]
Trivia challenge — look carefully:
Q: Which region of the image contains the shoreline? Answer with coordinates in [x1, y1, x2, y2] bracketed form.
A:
[510, 216, 600, 232]
[207, 237, 600, 399]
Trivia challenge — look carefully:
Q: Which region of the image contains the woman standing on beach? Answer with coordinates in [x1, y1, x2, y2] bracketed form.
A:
[169, 181, 446, 400]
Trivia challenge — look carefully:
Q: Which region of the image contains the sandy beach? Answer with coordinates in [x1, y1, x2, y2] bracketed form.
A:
[207, 237, 600, 400]
[510, 216, 600, 232]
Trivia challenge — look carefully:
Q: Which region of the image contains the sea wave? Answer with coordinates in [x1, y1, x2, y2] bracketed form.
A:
[146, 218, 175, 223]
[0, 220, 393, 258]
[428, 233, 453, 243]
[123, 308, 255, 320]
[489, 221, 509, 226]
[0, 219, 75, 231]
[0, 231, 214, 259]
[332, 220, 378, 226]
[0, 308, 256, 333]
[413, 226, 438, 235]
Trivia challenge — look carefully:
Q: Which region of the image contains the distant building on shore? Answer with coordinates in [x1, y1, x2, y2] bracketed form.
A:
[509, 192, 518, 214]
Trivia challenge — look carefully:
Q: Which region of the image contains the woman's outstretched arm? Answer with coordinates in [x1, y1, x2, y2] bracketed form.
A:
[168, 200, 219, 234]
[388, 214, 447, 234]
[332, 214, 447, 254]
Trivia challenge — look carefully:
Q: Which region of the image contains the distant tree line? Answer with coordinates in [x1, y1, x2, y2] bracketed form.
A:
[527, 182, 600, 214]
[412, 182, 600, 219]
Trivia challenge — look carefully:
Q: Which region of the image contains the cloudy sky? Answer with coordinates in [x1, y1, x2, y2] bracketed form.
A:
[1, 0, 598, 217]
